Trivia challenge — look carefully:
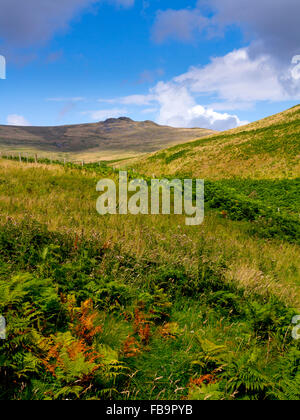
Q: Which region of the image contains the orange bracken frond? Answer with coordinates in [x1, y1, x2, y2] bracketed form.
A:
[190, 374, 216, 387]
[123, 336, 141, 358]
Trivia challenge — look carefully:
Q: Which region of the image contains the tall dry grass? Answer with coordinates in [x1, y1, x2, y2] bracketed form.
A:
[0, 159, 299, 308]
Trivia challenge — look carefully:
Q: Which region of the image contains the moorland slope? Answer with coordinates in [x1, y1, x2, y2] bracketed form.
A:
[0, 117, 215, 161]
[0, 105, 299, 400]
[129, 105, 300, 179]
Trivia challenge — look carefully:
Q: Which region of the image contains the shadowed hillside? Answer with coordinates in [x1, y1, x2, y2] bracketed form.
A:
[128, 105, 300, 179]
[0, 117, 215, 161]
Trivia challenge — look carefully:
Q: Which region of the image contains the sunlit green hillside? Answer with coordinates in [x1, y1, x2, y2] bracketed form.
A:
[128, 105, 300, 180]
[0, 156, 299, 400]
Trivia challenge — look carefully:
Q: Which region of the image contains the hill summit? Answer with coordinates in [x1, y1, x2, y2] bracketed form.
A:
[0, 117, 215, 161]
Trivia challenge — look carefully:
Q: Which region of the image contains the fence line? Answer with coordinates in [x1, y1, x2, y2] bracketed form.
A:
[0, 151, 118, 177]
[0, 151, 88, 167]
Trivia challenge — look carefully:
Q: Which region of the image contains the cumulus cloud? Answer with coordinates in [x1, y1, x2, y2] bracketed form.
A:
[151, 81, 247, 130]
[0, 0, 134, 47]
[152, 9, 208, 43]
[149, 47, 300, 127]
[150, 1, 300, 113]
[174, 48, 293, 107]
[7, 114, 30, 126]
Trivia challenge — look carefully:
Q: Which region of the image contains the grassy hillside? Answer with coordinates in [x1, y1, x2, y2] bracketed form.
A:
[0, 117, 215, 162]
[0, 158, 299, 400]
[129, 105, 300, 180]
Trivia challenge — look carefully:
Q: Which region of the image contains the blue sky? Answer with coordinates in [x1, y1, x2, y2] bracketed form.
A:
[0, 0, 300, 130]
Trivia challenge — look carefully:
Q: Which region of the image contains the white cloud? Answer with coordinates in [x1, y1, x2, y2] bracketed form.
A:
[150, 1, 300, 105]
[83, 108, 128, 120]
[7, 114, 30, 126]
[152, 81, 248, 130]
[174, 48, 292, 107]
[147, 47, 300, 128]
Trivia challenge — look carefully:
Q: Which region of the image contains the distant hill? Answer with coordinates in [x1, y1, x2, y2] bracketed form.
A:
[0, 117, 215, 161]
[129, 105, 300, 180]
